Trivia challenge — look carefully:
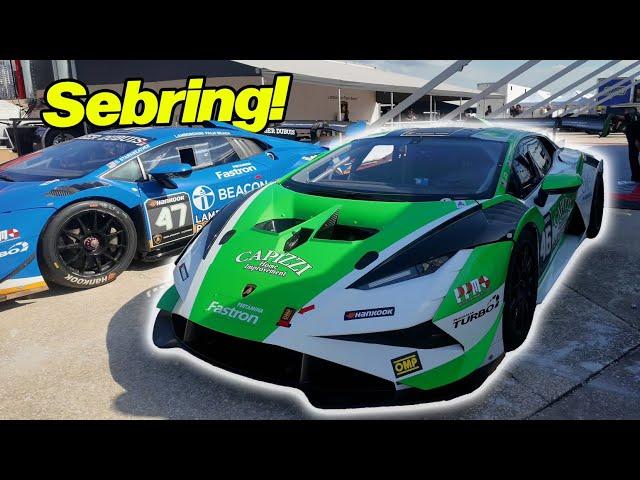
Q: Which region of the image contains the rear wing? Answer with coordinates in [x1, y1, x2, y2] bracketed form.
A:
[262, 120, 367, 143]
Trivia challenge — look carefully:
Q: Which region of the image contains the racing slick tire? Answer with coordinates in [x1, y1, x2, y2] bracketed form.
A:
[586, 172, 604, 239]
[502, 226, 538, 352]
[39, 200, 137, 289]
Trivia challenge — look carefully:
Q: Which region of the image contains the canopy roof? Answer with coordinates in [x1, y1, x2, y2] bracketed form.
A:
[234, 60, 487, 98]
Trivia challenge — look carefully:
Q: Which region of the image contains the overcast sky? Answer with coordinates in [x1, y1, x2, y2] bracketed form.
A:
[354, 60, 638, 92]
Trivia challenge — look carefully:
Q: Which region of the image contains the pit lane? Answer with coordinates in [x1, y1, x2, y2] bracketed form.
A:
[1, 133, 639, 419]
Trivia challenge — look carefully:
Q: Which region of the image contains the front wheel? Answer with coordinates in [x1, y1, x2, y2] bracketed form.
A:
[502, 227, 538, 352]
[39, 201, 137, 289]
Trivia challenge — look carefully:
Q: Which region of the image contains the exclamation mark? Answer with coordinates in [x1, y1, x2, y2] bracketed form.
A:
[268, 74, 292, 121]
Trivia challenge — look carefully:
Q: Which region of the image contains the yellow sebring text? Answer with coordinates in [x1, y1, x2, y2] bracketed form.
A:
[41, 74, 293, 133]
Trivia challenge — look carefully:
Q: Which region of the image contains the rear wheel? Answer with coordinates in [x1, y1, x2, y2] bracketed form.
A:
[586, 172, 604, 239]
[39, 201, 137, 289]
[503, 227, 538, 352]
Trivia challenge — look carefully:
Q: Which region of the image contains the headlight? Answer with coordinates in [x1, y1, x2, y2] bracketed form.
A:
[355, 254, 451, 290]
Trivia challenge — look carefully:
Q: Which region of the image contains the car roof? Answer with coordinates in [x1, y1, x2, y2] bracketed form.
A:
[382, 126, 526, 143]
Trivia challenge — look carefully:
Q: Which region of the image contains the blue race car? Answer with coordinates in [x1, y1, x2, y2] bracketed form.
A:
[0, 123, 324, 301]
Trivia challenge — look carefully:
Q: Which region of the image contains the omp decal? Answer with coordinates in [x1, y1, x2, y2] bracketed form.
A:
[192, 185, 216, 211]
[0, 241, 29, 258]
[454, 275, 490, 304]
[235, 250, 313, 277]
[206, 300, 262, 325]
[452, 294, 500, 328]
[344, 307, 395, 321]
[215, 163, 256, 179]
[63, 271, 117, 286]
[0, 228, 20, 243]
[391, 352, 423, 378]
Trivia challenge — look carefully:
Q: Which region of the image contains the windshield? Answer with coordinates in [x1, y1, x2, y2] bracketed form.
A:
[0, 136, 146, 182]
[283, 136, 507, 201]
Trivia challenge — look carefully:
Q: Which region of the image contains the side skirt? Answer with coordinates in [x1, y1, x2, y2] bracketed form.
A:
[537, 233, 584, 303]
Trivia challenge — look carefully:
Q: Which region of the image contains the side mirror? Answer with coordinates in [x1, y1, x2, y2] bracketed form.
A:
[535, 173, 582, 207]
[149, 163, 192, 189]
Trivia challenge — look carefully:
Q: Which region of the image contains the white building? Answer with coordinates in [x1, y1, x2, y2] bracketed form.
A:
[474, 82, 551, 118]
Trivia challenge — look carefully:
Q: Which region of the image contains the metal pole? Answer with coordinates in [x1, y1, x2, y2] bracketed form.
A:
[338, 88, 341, 121]
[440, 60, 541, 121]
[369, 60, 471, 129]
[488, 60, 587, 118]
[391, 91, 394, 124]
[565, 70, 640, 116]
[548, 60, 640, 117]
[518, 60, 620, 117]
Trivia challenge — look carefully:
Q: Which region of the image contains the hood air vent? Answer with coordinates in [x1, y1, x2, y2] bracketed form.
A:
[255, 218, 305, 233]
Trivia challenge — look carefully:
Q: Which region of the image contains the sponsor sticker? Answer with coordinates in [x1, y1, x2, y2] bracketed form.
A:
[391, 352, 423, 378]
[215, 163, 256, 180]
[344, 307, 395, 321]
[78, 133, 151, 146]
[179, 263, 189, 281]
[206, 300, 263, 325]
[235, 249, 313, 277]
[452, 294, 500, 328]
[277, 307, 297, 328]
[0, 228, 20, 243]
[0, 241, 29, 258]
[192, 185, 216, 211]
[145, 192, 194, 248]
[454, 275, 490, 304]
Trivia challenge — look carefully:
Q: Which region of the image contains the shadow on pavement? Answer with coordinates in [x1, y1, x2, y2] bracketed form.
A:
[106, 284, 310, 419]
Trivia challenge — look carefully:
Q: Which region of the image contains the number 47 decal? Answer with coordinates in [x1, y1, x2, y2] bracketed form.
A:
[155, 203, 187, 231]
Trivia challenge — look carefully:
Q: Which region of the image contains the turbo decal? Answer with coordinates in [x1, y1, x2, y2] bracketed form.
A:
[0, 228, 20, 243]
[452, 294, 500, 328]
[344, 307, 395, 321]
[454, 275, 490, 304]
[235, 249, 313, 277]
[0, 241, 29, 258]
[206, 300, 262, 325]
[391, 352, 423, 378]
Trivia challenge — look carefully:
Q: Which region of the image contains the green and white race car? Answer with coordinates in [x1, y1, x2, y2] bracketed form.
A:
[152, 126, 604, 408]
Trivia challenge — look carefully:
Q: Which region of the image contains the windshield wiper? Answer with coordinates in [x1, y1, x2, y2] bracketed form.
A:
[0, 173, 15, 182]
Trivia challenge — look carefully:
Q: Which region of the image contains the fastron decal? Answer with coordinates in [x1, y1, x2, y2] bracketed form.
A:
[235, 250, 313, 277]
[344, 307, 395, 321]
[391, 352, 423, 378]
[215, 163, 257, 180]
[206, 300, 262, 325]
[452, 294, 500, 328]
[454, 275, 490, 304]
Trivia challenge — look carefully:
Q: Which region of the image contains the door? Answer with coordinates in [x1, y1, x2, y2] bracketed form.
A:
[137, 135, 273, 250]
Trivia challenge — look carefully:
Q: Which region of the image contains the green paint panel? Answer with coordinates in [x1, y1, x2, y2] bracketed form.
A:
[401, 307, 502, 390]
[186, 183, 466, 342]
[157, 285, 179, 311]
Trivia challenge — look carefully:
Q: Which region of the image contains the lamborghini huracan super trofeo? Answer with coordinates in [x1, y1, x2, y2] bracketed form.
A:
[152, 126, 604, 408]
